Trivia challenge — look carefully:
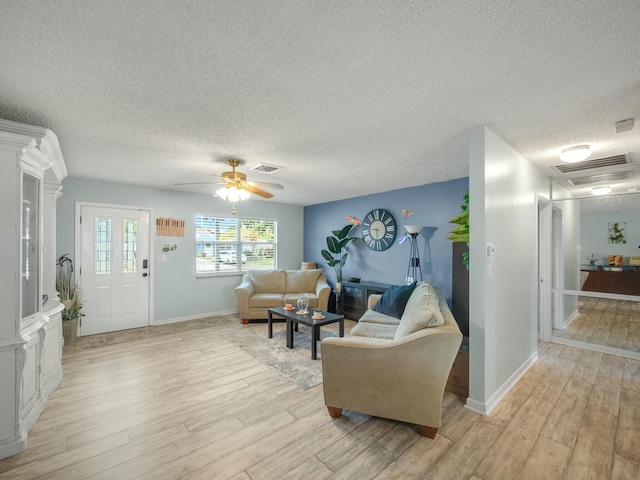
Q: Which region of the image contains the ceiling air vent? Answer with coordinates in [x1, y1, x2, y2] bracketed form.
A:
[555, 154, 629, 174]
[249, 163, 283, 174]
[568, 171, 632, 186]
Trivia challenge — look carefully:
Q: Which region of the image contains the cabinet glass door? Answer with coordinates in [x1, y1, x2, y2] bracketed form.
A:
[22, 173, 40, 319]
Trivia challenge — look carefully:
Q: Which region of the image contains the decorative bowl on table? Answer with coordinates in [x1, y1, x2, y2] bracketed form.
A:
[346, 277, 361, 283]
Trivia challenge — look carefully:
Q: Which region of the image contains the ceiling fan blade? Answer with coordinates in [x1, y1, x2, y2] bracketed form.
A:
[173, 181, 221, 186]
[245, 185, 274, 198]
[248, 181, 284, 190]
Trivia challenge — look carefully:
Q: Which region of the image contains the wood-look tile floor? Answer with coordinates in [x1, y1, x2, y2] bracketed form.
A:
[1, 315, 640, 479]
[553, 297, 640, 352]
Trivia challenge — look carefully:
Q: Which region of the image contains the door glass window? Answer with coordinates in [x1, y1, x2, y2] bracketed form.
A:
[123, 218, 138, 273]
[95, 217, 112, 275]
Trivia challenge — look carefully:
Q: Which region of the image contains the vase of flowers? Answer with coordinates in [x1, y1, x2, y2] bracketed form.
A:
[56, 254, 84, 345]
[585, 252, 600, 265]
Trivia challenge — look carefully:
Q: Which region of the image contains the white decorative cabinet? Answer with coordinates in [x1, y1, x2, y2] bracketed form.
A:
[0, 119, 67, 460]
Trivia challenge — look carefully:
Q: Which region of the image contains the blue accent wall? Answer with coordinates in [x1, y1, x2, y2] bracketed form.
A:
[303, 177, 469, 304]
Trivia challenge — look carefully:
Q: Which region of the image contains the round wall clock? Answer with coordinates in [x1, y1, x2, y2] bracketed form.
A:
[362, 209, 397, 251]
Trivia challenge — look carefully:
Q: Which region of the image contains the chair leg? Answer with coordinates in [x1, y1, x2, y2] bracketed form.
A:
[420, 426, 438, 438]
[327, 406, 342, 418]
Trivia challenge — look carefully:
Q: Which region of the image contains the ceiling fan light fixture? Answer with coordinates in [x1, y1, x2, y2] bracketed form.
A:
[216, 185, 251, 202]
[560, 145, 592, 163]
[591, 185, 611, 196]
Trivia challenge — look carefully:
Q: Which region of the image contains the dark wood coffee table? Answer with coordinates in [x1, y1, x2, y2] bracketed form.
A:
[267, 307, 344, 359]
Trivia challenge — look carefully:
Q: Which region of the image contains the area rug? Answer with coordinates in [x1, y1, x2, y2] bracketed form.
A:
[219, 320, 349, 390]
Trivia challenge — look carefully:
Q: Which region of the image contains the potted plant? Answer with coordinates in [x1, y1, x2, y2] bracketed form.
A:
[56, 254, 84, 345]
[447, 190, 469, 270]
[321, 224, 356, 290]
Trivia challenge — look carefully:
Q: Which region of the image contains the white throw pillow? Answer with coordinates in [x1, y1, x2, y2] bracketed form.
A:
[394, 282, 444, 339]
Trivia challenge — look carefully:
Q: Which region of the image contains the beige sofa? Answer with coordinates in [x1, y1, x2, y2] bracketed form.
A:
[321, 282, 462, 438]
[235, 269, 331, 324]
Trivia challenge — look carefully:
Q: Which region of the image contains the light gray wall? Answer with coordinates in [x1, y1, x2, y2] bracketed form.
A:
[469, 126, 549, 411]
[57, 178, 304, 322]
[580, 209, 640, 263]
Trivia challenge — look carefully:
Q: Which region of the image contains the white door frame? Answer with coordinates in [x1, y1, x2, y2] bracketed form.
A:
[74, 201, 154, 335]
[551, 206, 565, 330]
[537, 196, 552, 342]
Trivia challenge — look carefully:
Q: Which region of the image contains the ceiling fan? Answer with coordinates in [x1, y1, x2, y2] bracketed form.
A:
[174, 159, 284, 213]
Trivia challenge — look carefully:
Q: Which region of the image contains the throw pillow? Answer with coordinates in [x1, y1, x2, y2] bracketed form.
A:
[372, 282, 417, 319]
[394, 283, 445, 339]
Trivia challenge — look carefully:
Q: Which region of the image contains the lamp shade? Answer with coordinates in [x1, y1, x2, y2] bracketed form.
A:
[216, 186, 251, 202]
[404, 225, 423, 234]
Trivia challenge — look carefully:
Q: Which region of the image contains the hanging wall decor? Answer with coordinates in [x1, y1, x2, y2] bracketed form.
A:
[608, 222, 626, 244]
[156, 217, 185, 237]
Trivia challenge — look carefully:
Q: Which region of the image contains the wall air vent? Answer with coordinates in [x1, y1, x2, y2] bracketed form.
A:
[248, 163, 283, 174]
[554, 154, 629, 174]
[568, 171, 632, 186]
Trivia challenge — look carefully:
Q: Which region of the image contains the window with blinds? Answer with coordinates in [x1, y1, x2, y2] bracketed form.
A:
[195, 215, 277, 277]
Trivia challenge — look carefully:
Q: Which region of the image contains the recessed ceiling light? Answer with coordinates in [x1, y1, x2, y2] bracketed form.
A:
[591, 185, 611, 196]
[560, 145, 592, 163]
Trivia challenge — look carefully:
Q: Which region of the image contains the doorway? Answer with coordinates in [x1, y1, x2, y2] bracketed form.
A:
[549, 173, 640, 360]
[76, 203, 152, 336]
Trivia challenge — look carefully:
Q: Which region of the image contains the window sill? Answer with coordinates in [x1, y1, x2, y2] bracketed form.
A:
[196, 271, 245, 279]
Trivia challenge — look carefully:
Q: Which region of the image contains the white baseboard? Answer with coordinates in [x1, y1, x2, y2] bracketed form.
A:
[153, 309, 239, 326]
[563, 309, 579, 329]
[0, 431, 27, 461]
[464, 350, 538, 416]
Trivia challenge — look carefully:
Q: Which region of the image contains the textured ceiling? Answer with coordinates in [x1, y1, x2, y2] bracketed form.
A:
[1, 0, 639, 206]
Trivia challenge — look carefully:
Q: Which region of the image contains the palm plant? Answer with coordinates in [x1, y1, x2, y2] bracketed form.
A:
[321, 224, 355, 284]
[447, 191, 470, 270]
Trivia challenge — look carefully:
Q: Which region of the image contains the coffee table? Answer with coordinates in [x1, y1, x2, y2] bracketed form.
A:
[267, 307, 344, 359]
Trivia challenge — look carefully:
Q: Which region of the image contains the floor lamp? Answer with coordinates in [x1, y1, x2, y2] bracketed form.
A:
[405, 225, 423, 284]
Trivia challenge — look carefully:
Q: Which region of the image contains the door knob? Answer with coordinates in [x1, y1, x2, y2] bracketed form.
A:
[143, 273, 148, 277]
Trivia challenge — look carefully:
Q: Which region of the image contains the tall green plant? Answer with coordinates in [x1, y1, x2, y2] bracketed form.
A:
[447, 191, 470, 270]
[321, 224, 355, 283]
[56, 254, 84, 322]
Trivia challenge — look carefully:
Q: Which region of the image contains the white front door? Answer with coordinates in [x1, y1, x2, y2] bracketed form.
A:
[78, 204, 151, 336]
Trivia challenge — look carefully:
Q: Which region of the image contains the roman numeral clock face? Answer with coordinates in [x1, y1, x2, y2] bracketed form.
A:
[362, 209, 396, 251]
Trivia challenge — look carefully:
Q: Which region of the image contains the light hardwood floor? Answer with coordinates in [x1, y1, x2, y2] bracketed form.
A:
[553, 297, 640, 353]
[1, 315, 639, 479]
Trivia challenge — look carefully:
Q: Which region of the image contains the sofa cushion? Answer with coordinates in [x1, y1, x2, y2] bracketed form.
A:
[359, 309, 401, 326]
[350, 321, 397, 340]
[394, 282, 445, 339]
[249, 270, 286, 294]
[249, 293, 286, 308]
[372, 282, 417, 319]
[285, 269, 322, 293]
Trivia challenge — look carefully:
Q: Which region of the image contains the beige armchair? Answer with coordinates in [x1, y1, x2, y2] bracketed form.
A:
[321, 284, 462, 437]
